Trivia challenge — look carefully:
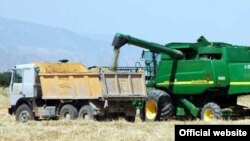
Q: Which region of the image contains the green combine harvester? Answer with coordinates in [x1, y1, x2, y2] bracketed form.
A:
[112, 33, 250, 121]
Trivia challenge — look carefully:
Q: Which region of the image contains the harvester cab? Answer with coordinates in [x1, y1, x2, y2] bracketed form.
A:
[140, 50, 158, 83]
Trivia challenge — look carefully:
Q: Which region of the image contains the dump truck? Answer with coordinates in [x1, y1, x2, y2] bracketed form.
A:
[112, 33, 250, 121]
[8, 60, 146, 122]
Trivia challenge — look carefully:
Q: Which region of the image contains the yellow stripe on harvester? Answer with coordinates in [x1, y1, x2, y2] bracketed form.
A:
[230, 82, 250, 85]
[157, 80, 214, 86]
[158, 81, 250, 86]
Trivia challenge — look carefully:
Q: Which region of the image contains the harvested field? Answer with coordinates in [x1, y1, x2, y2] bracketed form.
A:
[0, 87, 250, 141]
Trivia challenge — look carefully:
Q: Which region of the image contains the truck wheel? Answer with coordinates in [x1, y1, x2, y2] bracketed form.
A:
[139, 108, 145, 121]
[15, 104, 34, 122]
[78, 105, 94, 120]
[201, 102, 222, 121]
[125, 116, 136, 122]
[59, 104, 78, 120]
[145, 90, 174, 121]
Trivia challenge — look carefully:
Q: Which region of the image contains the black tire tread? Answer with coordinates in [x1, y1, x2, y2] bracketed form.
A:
[125, 116, 136, 122]
[59, 104, 78, 120]
[78, 105, 94, 120]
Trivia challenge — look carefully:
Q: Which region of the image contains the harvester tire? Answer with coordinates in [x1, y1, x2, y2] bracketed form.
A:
[59, 104, 78, 120]
[145, 90, 174, 121]
[78, 105, 94, 120]
[15, 104, 34, 122]
[201, 102, 222, 121]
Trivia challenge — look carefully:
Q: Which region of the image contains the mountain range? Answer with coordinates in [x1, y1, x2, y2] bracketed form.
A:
[0, 17, 142, 71]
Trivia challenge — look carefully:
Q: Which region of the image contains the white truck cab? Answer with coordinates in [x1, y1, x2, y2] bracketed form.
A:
[8, 64, 38, 121]
[9, 64, 36, 104]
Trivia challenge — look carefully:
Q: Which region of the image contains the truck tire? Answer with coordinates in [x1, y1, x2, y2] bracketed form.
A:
[78, 105, 94, 120]
[125, 116, 136, 122]
[145, 90, 174, 121]
[139, 108, 145, 121]
[15, 104, 34, 122]
[59, 104, 78, 120]
[201, 102, 222, 121]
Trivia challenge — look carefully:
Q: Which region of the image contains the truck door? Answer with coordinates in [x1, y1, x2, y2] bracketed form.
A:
[9, 69, 23, 105]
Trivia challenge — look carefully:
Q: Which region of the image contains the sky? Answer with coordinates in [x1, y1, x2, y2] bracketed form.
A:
[0, 0, 250, 45]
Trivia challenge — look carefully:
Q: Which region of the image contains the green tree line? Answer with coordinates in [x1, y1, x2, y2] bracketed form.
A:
[0, 72, 11, 87]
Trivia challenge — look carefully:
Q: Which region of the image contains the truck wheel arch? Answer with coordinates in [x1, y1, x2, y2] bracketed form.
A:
[14, 98, 32, 113]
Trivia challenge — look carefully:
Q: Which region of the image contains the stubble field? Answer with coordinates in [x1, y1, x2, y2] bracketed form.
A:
[0, 87, 250, 141]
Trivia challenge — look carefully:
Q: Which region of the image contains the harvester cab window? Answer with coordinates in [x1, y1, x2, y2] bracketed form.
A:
[141, 50, 152, 61]
[14, 69, 23, 83]
[142, 50, 161, 65]
[199, 54, 222, 60]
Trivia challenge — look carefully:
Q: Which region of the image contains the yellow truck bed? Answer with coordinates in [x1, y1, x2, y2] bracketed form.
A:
[37, 62, 146, 100]
[39, 72, 146, 99]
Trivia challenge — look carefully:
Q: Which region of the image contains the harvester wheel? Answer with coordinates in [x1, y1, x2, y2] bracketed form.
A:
[15, 104, 34, 122]
[201, 102, 222, 121]
[78, 105, 94, 120]
[59, 104, 78, 120]
[145, 90, 174, 121]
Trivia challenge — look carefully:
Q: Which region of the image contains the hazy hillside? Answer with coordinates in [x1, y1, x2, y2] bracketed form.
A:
[0, 17, 142, 71]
